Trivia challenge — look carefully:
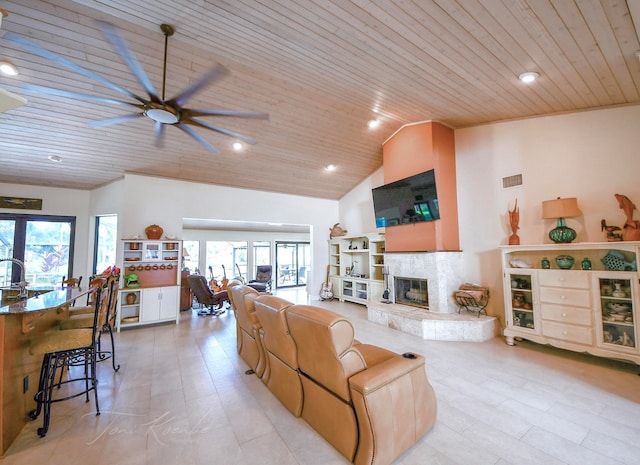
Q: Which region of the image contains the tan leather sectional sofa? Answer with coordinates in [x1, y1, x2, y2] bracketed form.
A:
[228, 283, 437, 465]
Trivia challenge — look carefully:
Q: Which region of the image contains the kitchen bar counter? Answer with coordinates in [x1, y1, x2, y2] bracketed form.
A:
[0, 286, 89, 456]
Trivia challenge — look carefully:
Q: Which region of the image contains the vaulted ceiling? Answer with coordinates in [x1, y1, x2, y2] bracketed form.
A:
[1, 1, 639, 200]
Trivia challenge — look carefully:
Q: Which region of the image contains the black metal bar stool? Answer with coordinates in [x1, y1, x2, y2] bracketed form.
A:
[60, 274, 121, 372]
[28, 278, 109, 437]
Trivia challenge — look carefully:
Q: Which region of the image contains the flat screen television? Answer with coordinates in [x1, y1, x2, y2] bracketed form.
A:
[372, 169, 440, 228]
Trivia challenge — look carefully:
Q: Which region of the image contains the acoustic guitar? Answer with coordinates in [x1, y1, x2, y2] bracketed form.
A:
[320, 265, 333, 300]
[220, 264, 229, 290]
[209, 265, 221, 292]
[235, 263, 246, 284]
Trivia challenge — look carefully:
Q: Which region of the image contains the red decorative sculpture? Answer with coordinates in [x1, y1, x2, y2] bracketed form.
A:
[508, 199, 520, 245]
[615, 194, 640, 241]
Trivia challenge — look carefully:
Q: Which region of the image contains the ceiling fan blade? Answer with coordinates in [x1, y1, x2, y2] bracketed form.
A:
[184, 109, 269, 119]
[22, 84, 142, 107]
[88, 113, 144, 128]
[170, 64, 229, 106]
[96, 21, 160, 102]
[154, 121, 165, 147]
[5, 32, 147, 104]
[188, 118, 258, 145]
[177, 124, 220, 154]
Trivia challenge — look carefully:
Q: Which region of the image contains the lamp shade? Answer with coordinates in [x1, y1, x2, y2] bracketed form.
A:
[541, 197, 580, 219]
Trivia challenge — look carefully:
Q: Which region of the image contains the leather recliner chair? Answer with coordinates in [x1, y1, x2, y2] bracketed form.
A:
[286, 304, 437, 465]
[253, 295, 302, 416]
[230, 284, 266, 377]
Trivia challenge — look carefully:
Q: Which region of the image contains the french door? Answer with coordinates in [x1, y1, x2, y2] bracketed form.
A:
[0, 214, 75, 287]
[275, 241, 310, 288]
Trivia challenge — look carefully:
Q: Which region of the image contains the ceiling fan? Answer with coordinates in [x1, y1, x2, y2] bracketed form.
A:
[5, 21, 268, 154]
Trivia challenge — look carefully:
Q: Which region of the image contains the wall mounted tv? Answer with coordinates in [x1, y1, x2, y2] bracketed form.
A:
[372, 169, 440, 228]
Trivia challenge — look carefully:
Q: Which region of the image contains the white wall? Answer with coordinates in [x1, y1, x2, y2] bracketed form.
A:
[113, 174, 338, 297]
[0, 182, 92, 278]
[339, 166, 384, 236]
[340, 104, 640, 316]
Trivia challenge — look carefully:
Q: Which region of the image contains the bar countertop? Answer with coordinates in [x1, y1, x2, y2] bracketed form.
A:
[0, 287, 89, 315]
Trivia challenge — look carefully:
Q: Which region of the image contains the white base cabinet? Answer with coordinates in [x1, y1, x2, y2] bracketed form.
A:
[501, 242, 640, 365]
[140, 286, 179, 323]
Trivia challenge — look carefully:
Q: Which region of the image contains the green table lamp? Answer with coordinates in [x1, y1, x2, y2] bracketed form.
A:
[542, 197, 580, 243]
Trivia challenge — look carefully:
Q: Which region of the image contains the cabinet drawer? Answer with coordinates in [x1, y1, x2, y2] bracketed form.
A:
[539, 286, 591, 308]
[540, 303, 592, 326]
[541, 320, 593, 345]
[538, 270, 590, 289]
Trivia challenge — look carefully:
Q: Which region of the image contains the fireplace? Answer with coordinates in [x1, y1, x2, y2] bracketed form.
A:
[384, 251, 463, 313]
[394, 277, 428, 309]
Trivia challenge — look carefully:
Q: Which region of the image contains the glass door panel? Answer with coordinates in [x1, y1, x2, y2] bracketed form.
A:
[508, 273, 535, 330]
[25, 220, 72, 286]
[598, 277, 636, 349]
[276, 241, 310, 288]
[0, 220, 16, 286]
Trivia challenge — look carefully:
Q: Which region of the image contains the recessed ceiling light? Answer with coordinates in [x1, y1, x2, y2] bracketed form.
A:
[368, 119, 380, 129]
[48, 155, 62, 163]
[232, 142, 243, 151]
[0, 61, 18, 76]
[325, 164, 337, 172]
[519, 72, 539, 83]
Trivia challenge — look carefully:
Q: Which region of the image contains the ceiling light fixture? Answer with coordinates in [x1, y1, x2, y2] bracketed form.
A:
[233, 142, 243, 151]
[48, 155, 63, 163]
[0, 61, 18, 76]
[368, 119, 380, 129]
[519, 72, 539, 83]
[325, 164, 337, 172]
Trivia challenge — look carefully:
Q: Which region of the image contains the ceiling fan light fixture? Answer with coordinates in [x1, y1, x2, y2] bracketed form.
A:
[519, 71, 539, 83]
[0, 60, 18, 76]
[145, 107, 179, 124]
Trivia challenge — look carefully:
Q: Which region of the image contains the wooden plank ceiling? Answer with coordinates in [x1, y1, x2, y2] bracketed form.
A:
[0, 0, 639, 200]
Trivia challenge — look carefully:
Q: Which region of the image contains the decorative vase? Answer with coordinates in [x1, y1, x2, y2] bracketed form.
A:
[623, 227, 640, 241]
[555, 255, 575, 270]
[612, 283, 626, 298]
[541, 257, 550, 269]
[581, 257, 592, 270]
[126, 292, 136, 305]
[145, 224, 163, 240]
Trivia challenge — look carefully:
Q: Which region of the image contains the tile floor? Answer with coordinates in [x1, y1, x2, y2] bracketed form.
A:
[3, 287, 640, 465]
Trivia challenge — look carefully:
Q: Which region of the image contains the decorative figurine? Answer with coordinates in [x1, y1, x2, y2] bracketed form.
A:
[615, 193, 640, 241]
[508, 199, 520, 245]
[329, 223, 347, 239]
[601, 219, 622, 241]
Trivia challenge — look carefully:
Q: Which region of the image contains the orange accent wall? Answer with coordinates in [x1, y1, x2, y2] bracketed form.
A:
[382, 121, 459, 252]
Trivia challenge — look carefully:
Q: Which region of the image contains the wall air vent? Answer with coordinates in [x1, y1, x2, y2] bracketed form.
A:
[502, 174, 522, 189]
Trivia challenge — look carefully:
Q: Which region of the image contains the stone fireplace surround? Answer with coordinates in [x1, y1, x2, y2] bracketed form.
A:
[367, 251, 496, 342]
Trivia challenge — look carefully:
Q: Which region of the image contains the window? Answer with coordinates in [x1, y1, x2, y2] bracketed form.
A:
[182, 240, 199, 273]
[93, 215, 117, 275]
[253, 241, 271, 268]
[206, 241, 247, 283]
[0, 213, 76, 287]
